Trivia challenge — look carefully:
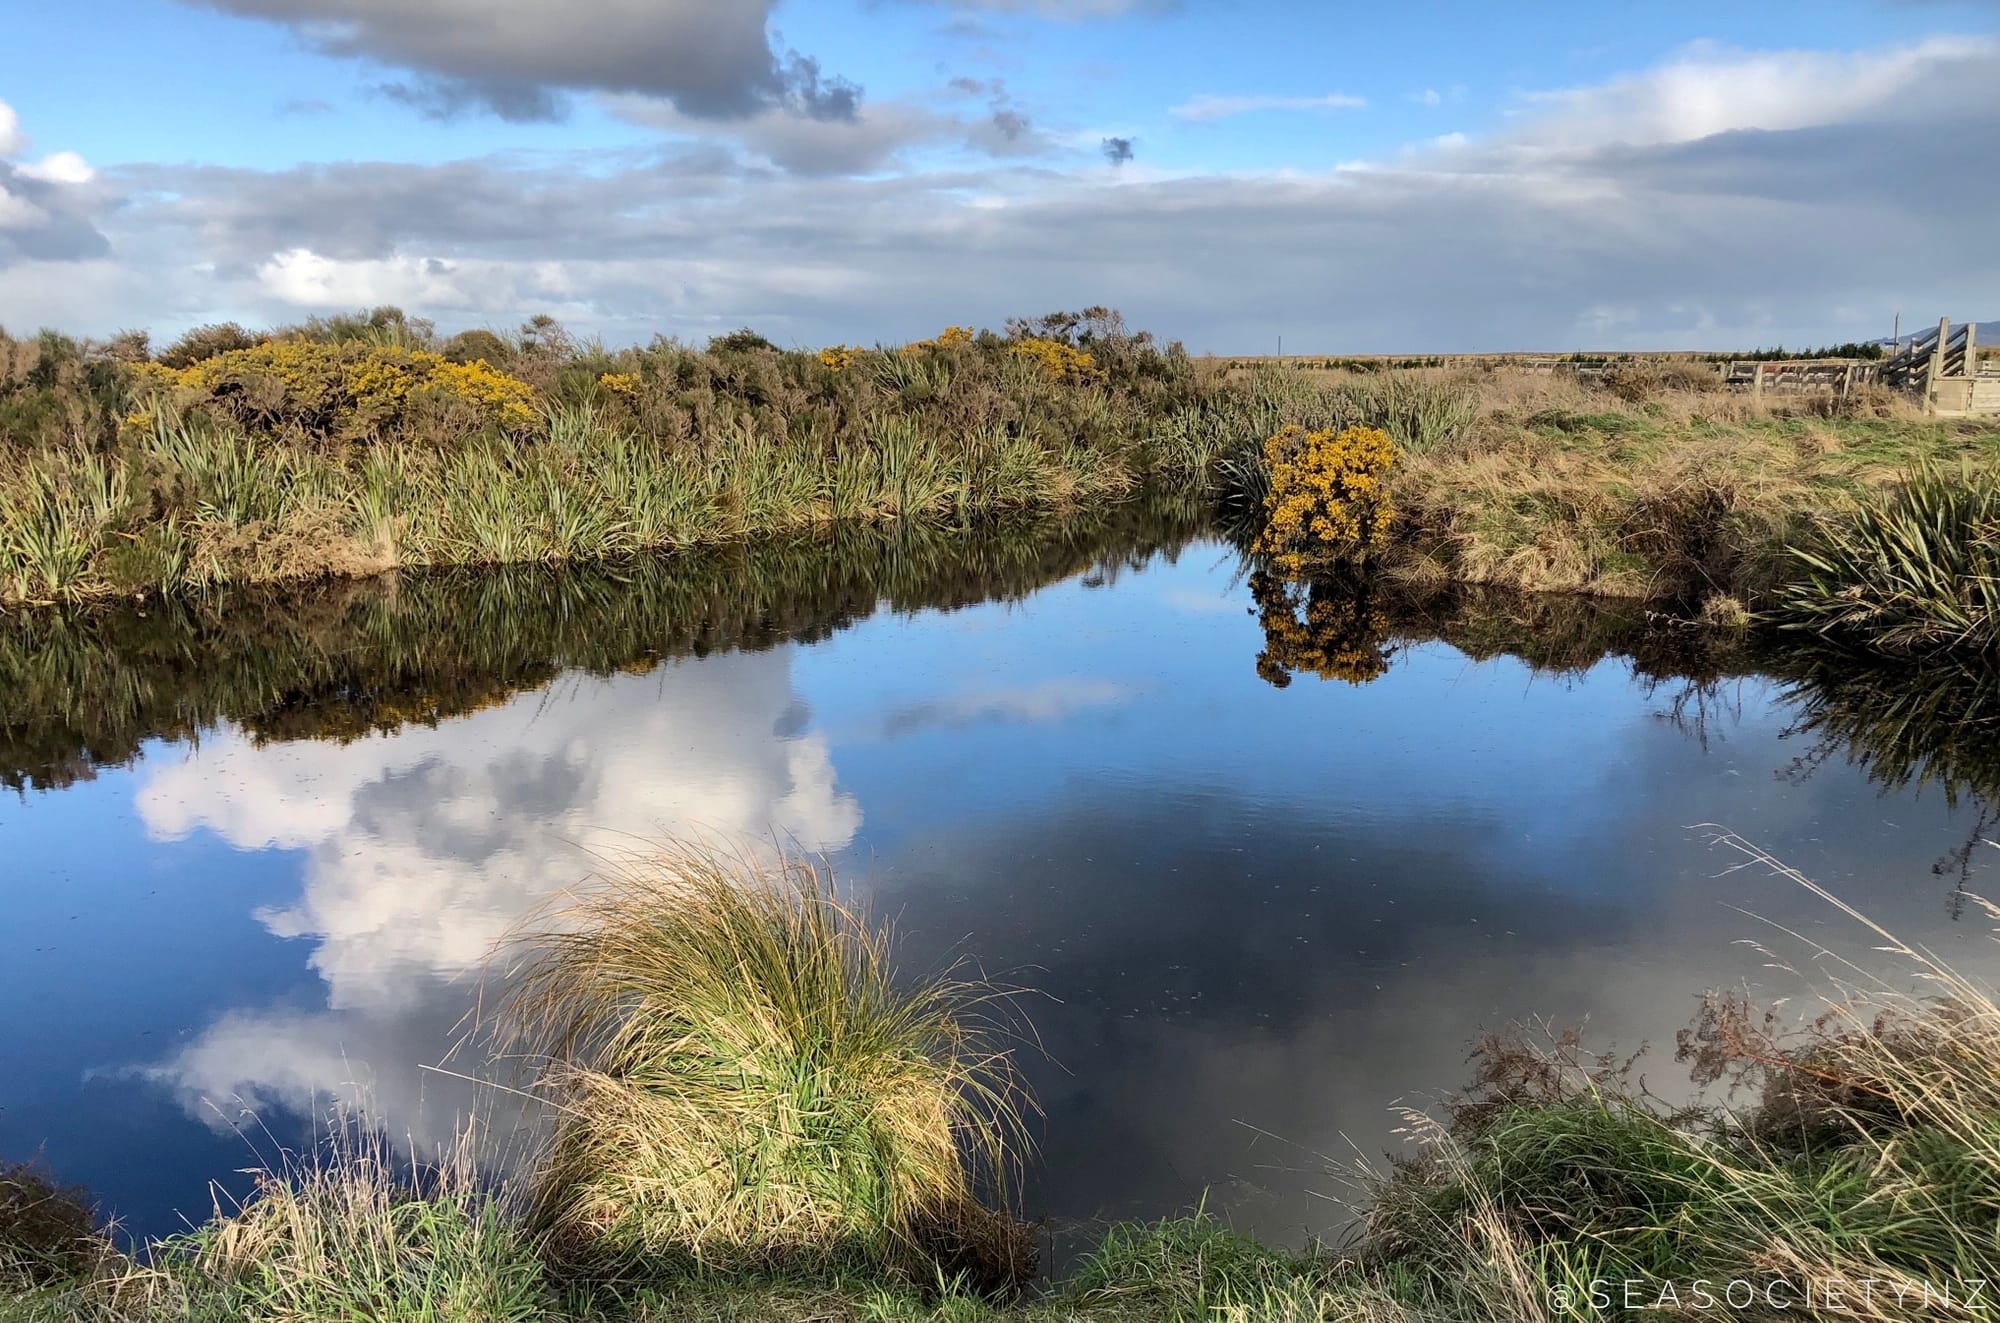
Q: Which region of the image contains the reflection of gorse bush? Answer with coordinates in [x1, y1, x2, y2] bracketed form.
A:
[1252, 423, 1399, 575]
[1249, 570, 1394, 688]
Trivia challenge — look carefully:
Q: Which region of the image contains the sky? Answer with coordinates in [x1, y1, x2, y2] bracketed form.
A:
[1, 0, 1997, 351]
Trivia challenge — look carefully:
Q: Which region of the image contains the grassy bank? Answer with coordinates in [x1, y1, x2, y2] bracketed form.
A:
[7, 310, 2000, 654]
[10, 840, 2000, 1321]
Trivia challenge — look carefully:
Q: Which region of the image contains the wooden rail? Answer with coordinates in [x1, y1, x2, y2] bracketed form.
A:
[1882, 318, 1998, 416]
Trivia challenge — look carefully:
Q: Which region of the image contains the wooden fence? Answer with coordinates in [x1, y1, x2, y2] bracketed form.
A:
[1881, 318, 2000, 416]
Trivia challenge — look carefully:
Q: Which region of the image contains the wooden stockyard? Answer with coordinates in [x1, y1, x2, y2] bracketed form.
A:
[1222, 317, 2000, 416]
[1727, 319, 1999, 415]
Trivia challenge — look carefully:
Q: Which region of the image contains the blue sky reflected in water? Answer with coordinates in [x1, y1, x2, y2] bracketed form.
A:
[3, 542, 1994, 1245]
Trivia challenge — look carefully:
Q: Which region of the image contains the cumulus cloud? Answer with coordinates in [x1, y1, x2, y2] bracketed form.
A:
[186, 0, 860, 122]
[0, 99, 109, 266]
[1170, 92, 1367, 121]
[17, 35, 2000, 351]
[134, 650, 860, 1143]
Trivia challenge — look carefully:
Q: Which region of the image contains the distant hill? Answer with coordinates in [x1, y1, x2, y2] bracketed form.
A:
[1874, 320, 1999, 349]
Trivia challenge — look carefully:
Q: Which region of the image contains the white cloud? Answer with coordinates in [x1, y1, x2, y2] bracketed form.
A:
[1170, 92, 1367, 121]
[15, 34, 2000, 351]
[136, 649, 861, 1142]
[866, 678, 1131, 739]
[0, 100, 24, 157]
[1512, 35, 1997, 151]
[18, 151, 97, 185]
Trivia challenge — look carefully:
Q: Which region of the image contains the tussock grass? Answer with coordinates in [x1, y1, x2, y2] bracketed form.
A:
[495, 844, 1034, 1286]
[164, 1131, 545, 1323]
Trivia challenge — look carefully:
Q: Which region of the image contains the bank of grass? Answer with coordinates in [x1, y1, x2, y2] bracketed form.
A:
[13, 838, 2000, 1321]
[8, 311, 2000, 635]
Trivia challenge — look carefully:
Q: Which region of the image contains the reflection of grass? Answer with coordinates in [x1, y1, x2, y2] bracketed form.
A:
[0, 497, 1210, 792]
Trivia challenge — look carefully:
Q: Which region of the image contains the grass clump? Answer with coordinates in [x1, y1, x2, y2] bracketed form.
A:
[1314, 837, 2000, 1321]
[163, 1137, 546, 1323]
[496, 845, 1033, 1287]
[1770, 463, 2000, 656]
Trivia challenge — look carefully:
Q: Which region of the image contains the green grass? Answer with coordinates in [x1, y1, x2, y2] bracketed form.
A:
[494, 844, 1033, 1285]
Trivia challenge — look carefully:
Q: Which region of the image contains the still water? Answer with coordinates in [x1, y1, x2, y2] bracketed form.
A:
[3, 515, 1997, 1247]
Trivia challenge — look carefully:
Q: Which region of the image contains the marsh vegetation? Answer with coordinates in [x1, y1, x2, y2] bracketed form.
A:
[7, 309, 2000, 660]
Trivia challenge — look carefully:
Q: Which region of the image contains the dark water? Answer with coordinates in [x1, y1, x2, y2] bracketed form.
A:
[4, 511, 1998, 1247]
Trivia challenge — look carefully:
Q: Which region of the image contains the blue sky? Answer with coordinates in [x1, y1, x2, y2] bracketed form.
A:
[1, 0, 1996, 349]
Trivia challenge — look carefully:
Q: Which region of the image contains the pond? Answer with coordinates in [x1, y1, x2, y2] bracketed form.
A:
[4, 508, 1997, 1251]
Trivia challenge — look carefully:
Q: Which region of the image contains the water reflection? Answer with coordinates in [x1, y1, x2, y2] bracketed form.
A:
[135, 649, 859, 1150]
[4, 508, 2000, 1248]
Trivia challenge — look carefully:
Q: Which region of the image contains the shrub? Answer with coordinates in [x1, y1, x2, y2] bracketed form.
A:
[441, 329, 515, 367]
[131, 340, 538, 444]
[1009, 337, 1107, 385]
[1248, 571, 1393, 688]
[710, 327, 778, 354]
[1770, 463, 2000, 655]
[1252, 424, 1399, 574]
[496, 844, 1032, 1285]
[157, 322, 262, 369]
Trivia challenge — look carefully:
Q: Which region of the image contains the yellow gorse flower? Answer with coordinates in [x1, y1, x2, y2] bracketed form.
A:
[902, 325, 975, 354]
[1252, 424, 1399, 574]
[816, 346, 857, 372]
[1009, 337, 1106, 384]
[598, 371, 641, 397]
[128, 340, 538, 440]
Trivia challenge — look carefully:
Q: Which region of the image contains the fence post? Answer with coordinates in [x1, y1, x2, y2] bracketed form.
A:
[1925, 317, 1951, 411]
[1967, 321, 1979, 377]
[1752, 363, 1765, 398]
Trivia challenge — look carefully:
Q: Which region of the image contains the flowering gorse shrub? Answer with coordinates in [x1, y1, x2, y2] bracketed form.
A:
[904, 326, 974, 354]
[817, 346, 858, 372]
[129, 341, 538, 443]
[1009, 337, 1106, 385]
[1252, 424, 1399, 574]
[597, 372, 640, 398]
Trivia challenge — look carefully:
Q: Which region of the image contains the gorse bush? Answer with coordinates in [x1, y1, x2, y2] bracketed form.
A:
[1252, 424, 1400, 575]
[131, 340, 539, 444]
[495, 845, 1032, 1285]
